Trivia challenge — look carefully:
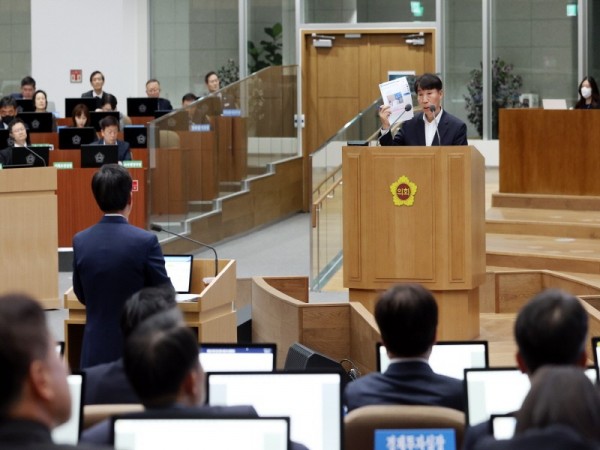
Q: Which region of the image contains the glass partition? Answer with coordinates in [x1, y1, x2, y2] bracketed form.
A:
[310, 99, 381, 290]
[147, 65, 298, 239]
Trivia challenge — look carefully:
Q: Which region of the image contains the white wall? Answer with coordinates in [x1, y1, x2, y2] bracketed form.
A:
[31, 0, 149, 117]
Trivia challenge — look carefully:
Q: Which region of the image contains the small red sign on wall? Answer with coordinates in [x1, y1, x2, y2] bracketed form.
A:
[132, 180, 139, 192]
[70, 69, 82, 83]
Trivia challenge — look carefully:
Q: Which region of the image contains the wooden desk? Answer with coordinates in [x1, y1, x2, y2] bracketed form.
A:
[499, 109, 600, 195]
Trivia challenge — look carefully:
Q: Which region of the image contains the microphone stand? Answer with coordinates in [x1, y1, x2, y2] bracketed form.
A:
[150, 224, 218, 277]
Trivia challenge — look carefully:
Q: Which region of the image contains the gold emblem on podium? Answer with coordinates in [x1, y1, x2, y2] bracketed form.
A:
[390, 175, 417, 206]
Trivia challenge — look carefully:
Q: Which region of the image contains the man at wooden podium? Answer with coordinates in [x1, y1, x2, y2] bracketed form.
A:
[378, 73, 468, 147]
[72, 164, 171, 369]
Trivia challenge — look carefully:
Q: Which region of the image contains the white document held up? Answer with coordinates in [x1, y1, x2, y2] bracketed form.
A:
[379, 77, 414, 124]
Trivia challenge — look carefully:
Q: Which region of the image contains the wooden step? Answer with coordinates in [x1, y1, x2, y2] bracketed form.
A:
[486, 233, 600, 274]
[486, 207, 600, 239]
[492, 192, 600, 210]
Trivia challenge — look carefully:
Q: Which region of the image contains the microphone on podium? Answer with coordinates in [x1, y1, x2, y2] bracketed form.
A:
[150, 223, 219, 277]
[429, 105, 441, 146]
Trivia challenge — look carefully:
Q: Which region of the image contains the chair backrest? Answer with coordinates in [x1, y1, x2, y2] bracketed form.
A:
[344, 404, 465, 450]
[83, 404, 144, 430]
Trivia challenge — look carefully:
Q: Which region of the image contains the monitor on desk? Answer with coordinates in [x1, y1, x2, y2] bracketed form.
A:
[16, 99, 34, 112]
[65, 98, 98, 118]
[0, 129, 11, 148]
[199, 343, 277, 372]
[8, 146, 50, 167]
[17, 112, 54, 133]
[90, 111, 120, 132]
[123, 125, 148, 148]
[80, 144, 118, 168]
[58, 127, 97, 149]
[127, 97, 159, 117]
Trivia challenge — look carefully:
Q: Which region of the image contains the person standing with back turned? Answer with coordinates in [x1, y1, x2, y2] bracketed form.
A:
[72, 164, 171, 368]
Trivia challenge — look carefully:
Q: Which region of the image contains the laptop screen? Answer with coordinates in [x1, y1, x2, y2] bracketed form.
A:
[378, 341, 489, 379]
[207, 371, 342, 450]
[52, 373, 84, 445]
[10, 146, 50, 167]
[464, 367, 597, 426]
[58, 127, 97, 149]
[80, 144, 119, 168]
[113, 416, 290, 450]
[164, 255, 193, 293]
[199, 343, 277, 372]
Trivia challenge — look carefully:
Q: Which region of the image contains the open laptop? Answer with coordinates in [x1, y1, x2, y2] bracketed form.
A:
[15, 99, 34, 112]
[377, 341, 489, 379]
[17, 112, 54, 133]
[199, 343, 277, 372]
[541, 98, 568, 110]
[207, 371, 343, 450]
[163, 254, 198, 302]
[9, 146, 50, 167]
[90, 111, 120, 131]
[464, 367, 597, 426]
[0, 129, 11, 148]
[80, 144, 118, 168]
[58, 127, 97, 149]
[112, 415, 290, 450]
[127, 97, 159, 117]
[65, 98, 98, 117]
[51, 372, 84, 445]
[123, 125, 148, 148]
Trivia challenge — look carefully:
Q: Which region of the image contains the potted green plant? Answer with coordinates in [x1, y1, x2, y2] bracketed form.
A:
[464, 57, 523, 138]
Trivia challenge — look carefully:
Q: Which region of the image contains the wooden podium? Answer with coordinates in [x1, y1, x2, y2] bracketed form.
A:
[0, 167, 59, 308]
[63, 259, 237, 370]
[342, 146, 486, 339]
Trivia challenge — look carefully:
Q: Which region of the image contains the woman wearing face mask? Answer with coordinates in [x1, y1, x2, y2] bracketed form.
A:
[574, 76, 600, 109]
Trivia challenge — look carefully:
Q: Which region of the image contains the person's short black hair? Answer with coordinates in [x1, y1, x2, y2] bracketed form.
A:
[8, 117, 27, 135]
[375, 283, 438, 357]
[21, 76, 36, 88]
[204, 71, 218, 84]
[91, 164, 132, 212]
[90, 70, 104, 83]
[120, 285, 177, 339]
[515, 289, 588, 374]
[99, 114, 119, 131]
[0, 96, 17, 109]
[0, 293, 49, 414]
[414, 73, 443, 92]
[123, 309, 199, 408]
[101, 94, 118, 111]
[181, 92, 198, 103]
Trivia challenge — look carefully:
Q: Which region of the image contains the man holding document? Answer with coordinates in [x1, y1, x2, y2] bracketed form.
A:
[378, 73, 468, 146]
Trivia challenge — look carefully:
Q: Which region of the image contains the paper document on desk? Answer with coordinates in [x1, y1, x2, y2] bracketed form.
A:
[176, 293, 200, 302]
[379, 76, 414, 124]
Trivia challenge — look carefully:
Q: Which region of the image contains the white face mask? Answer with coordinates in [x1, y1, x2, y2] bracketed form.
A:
[581, 86, 592, 99]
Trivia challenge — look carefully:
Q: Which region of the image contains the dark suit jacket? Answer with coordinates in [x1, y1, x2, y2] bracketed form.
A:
[72, 215, 171, 368]
[344, 360, 465, 412]
[0, 147, 12, 165]
[472, 425, 600, 450]
[83, 358, 139, 405]
[81, 404, 258, 445]
[157, 97, 173, 111]
[379, 110, 468, 146]
[93, 139, 131, 161]
[0, 418, 111, 449]
[82, 91, 112, 110]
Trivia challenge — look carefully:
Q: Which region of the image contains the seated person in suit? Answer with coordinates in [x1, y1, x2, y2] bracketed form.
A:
[473, 366, 600, 450]
[181, 92, 208, 124]
[0, 293, 109, 450]
[0, 96, 17, 130]
[33, 89, 57, 131]
[83, 284, 177, 405]
[71, 103, 91, 128]
[463, 289, 589, 450]
[82, 70, 112, 110]
[81, 308, 258, 445]
[0, 118, 30, 166]
[378, 73, 468, 146]
[10, 75, 35, 100]
[94, 115, 131, 161]
[146, 79, 173, 111]
[344, 283, 464, 413]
